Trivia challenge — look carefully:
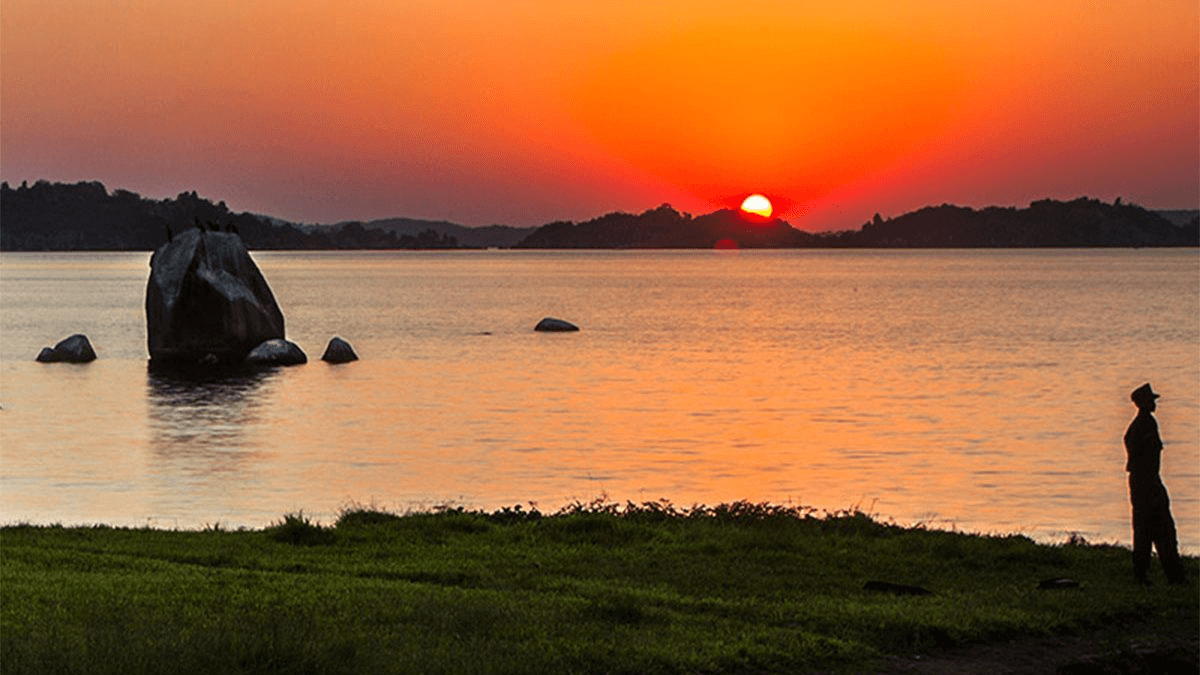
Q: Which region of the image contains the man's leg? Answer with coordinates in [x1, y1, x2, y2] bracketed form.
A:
[1130, 489, 1154, 585]
[1154, 492, 1187, 584]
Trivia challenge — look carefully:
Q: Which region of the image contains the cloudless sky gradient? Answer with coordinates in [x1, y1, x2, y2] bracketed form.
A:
[2, 0, 1197, 230]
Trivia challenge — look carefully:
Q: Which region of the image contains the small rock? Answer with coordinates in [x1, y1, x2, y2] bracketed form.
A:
[534, 317, 579, 332]
[863, 580, 934, 596]
[1037, 578, 1080, 590]
[245, 339, 307, 367]
[321, 337, 358, 363]
[35, 334, 97, 363]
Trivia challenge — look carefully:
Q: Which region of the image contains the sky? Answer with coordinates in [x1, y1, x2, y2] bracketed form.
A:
[2, 0, 1197, 230]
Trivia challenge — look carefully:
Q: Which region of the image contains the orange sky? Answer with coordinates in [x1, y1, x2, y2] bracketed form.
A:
[2, 0, 1197, 229]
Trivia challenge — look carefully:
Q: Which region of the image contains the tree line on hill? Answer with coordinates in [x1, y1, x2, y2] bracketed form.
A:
[0, 181, 461, 251]
[835, 199, 1198, 248]
[514, 204, 813, 248]
[515, 200, 1197, 248]
[1, 180, 1196, 252]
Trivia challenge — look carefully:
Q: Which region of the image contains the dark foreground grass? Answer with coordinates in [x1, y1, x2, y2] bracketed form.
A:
[2, 501, 1196, 674]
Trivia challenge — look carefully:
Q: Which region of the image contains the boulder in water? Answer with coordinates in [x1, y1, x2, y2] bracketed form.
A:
[245, 339, 307, 367]
[534, 317, 579, 332]
[145, 228, 285, 365]
[321, 337, 358, 363]
[35, 334, 97, 363]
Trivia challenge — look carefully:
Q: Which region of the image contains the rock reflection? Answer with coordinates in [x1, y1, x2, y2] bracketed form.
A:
[146, 367, 275, 474]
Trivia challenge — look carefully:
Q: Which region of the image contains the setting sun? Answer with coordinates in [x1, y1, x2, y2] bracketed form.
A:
[740, 194, 773, 219]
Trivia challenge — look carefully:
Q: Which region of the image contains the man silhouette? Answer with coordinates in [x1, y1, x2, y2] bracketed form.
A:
[1123, 383, 1186, 586]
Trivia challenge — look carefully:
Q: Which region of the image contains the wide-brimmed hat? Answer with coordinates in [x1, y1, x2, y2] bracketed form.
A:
[1131, 383, 1160, 404]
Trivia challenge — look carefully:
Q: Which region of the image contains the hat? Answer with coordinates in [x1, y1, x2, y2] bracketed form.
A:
[1130, 383, 1160, 404]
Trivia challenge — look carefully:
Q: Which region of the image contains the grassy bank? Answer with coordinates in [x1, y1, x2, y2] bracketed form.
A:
[2, 501, 1196, 674]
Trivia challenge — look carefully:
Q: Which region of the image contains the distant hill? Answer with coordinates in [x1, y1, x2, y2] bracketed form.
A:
[515, 204, 818, 248]
[516, 198, 1198, 249]
[837, 198, 1198, 247]
[312, 218, 535, 248]
[0, 180, 318, 251]
[2, 180, 1195, 251]
[1155, 209, 1200, 229]
[0, 181, 480, 251]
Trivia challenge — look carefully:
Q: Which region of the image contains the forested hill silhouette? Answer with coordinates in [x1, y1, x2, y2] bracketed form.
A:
[514, 204, 818, 248]
[310, 217, 534, 248]
[1, 180, 1195, 251]
[515, 199, 1197, 248]
[834, 198, 1198, 248]
[2, 180, 309, 250]
[0, 181, 465, 251]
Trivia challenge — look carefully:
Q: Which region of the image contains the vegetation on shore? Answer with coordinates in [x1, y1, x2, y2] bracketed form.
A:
[2, 501, 1196, 674]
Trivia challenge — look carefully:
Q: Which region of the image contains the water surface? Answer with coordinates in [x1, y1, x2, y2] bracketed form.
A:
[2, 249, 1196, 550]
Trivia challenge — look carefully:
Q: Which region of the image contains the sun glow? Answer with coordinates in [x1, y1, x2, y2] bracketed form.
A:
[740, 194, 773, 219]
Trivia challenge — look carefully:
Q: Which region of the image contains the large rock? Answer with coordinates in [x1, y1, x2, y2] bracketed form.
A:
[245, 339, 307, 367]
[36, 334, 97, 363]
[146, 228, 285, 365]
[321, 337, 358, 363]
[534, 317, 580, 332]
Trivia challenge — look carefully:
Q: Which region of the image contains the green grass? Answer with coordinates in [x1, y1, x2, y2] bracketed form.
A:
[2, 500, 1196, 674]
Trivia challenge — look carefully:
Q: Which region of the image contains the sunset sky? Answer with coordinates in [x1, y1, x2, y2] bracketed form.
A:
[3, 1, 1197, 230]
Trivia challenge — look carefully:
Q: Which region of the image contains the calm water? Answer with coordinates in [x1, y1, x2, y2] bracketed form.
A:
[2, 249, 1197, 551]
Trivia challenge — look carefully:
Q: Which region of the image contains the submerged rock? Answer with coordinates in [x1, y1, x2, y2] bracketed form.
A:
[534, 317, 580, 332]
[35, 334, 97, 363]
[146, 227, 285, 366]
[245, 339, 307, 367]
[321, 337, 358, 363]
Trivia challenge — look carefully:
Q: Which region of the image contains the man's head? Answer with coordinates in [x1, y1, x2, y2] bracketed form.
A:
[1131, 383, 1160, 411]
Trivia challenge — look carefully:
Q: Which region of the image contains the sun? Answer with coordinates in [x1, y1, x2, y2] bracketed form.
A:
[740, 194, 773, 219]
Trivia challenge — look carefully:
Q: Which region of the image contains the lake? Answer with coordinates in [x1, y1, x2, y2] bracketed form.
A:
[1, 249, 1197, 551]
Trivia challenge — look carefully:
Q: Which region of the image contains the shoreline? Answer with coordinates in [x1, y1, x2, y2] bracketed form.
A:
[1, 492, 1187, 556]
[0, 501, 1152, 554]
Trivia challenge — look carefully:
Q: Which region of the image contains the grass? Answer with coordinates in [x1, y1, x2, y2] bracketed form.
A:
[1, 500, 1196, 674]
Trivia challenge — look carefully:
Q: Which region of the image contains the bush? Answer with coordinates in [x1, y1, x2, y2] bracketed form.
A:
[334, 508, 403, 530]
[266, 512, 337, 546]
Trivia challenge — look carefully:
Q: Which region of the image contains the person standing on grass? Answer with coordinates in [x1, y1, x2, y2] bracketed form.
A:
[1123, 383, 1186, 586]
